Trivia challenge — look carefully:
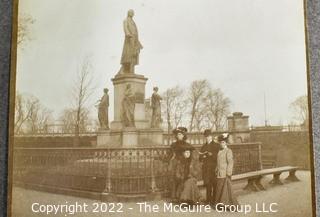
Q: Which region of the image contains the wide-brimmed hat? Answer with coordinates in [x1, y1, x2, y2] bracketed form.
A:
[173, 127, 188, 135]
[218, 133, 229, 142]
[203, 129, 212, 137]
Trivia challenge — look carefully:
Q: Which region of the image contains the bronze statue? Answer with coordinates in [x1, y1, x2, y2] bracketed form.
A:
[151, 87, 162, 128]
[118, 9, 143, 74]
[98, 88, 109, 129]
[121, 84, 135, 127]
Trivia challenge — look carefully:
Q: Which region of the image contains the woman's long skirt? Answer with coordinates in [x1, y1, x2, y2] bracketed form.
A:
[179, 177, 201, 203]
[214, 177, 239, 206]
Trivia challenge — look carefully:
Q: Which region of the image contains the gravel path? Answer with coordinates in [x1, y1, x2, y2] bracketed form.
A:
[11, 171, 313, 217]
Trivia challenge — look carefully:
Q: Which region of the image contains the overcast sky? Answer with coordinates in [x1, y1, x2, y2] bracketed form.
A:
[17, 0, 308, 126]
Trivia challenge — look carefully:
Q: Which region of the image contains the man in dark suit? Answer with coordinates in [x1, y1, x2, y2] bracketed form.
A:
[199, 129, 220, 204]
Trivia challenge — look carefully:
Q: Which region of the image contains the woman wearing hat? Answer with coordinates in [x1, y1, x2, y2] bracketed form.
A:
[169, 127, 200, 204]
[214, 133, 239, 208]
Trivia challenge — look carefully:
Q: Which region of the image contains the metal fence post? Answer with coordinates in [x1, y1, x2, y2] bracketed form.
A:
[104, 150, 112, 193]
[258, 143, 263, 170]
[150, 149, 158, 192]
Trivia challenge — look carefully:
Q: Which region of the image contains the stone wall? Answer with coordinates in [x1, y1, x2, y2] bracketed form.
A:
[14, 135, 97, 147]
[250, 130, 311, 169]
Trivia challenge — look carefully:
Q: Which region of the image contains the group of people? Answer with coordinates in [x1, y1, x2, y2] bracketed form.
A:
[168, 127, 238, 208]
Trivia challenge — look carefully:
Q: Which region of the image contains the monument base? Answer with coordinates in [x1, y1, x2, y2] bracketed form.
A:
[97, 129, 121, 147]
[110, 120, 149, 130]
[97, 128, 164, 147]
[122, 128, 138, 147]
[111, 73, 149, 130]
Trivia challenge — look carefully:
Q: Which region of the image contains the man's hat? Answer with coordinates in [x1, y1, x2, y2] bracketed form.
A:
[173, 127, 188, 135]
[104, 88, 109, 92]
[203, 129, 212, 137]
[218, 133, 230, 142]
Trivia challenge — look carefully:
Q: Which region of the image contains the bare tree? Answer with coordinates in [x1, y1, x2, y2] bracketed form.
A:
[59, 108, 91, 134]
[59, 109, 75, 133]
[162, 87, 175, 134]
[26, 101, 52, 134]
[172, 93, 188, 128]
[14, 93, 52, 134]
[290, 95, 309, 127]
[193, 99, 208, 131]
[14, 93, 33, 134]
[18, 13, 35, 47]
[161, 86, 188, 133]
[203, 88, 230, 130]
[161, 80, 231, 133]
[188, 80, 209, 132]
[71, 56, 95, 146]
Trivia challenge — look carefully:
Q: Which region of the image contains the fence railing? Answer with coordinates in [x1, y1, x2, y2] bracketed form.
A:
[163, 132, 230, 145]
[13, 143, 261, 197]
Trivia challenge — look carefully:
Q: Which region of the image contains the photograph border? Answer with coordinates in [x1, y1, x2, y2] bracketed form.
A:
[305, 0, 320, 217]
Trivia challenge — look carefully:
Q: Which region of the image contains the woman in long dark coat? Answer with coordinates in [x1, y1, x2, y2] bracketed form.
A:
[214, 133, 239, 208]
[169, 127, 200, 204]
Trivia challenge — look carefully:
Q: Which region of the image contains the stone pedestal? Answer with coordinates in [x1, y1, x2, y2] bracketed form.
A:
[97, 129, 121, 147]
[227, 112, 250, 143]
[97, 128, 164, 147]
[227, 112, 249, 131]
[110, 73, 149, 130]
[97, 73, 164, 147]
[122, 128, 138, 147]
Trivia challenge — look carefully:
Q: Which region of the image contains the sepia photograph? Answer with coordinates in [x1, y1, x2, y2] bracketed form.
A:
[9, 0, 314, 216]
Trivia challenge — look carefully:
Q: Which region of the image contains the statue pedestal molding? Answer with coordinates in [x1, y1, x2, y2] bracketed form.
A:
[97, 128, 163, 147]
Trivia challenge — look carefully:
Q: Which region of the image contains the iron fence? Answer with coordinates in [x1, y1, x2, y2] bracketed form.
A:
[13, 143, 261, 196]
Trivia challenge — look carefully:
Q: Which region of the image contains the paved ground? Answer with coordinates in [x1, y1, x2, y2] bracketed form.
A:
[11, 171, 313, 217]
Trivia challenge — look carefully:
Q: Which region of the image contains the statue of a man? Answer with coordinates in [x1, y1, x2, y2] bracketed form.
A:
[98, 88, 109, 129]
[151, 87, 162, 128]
[121, 84, 135, 127]
[118, 9, 143, 74]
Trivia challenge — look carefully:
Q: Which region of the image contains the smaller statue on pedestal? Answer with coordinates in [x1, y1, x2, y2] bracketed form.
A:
[97, 88, 109, 129]
[121, 84, 135, 127]
[151, 87, 162, 128]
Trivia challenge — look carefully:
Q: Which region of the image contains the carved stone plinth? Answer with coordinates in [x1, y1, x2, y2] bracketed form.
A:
[110, 73, 149, 130]
[227, 112, 250, 143]
[122, 128, 138, 147]
[97, 129, 121, 147]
